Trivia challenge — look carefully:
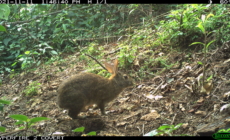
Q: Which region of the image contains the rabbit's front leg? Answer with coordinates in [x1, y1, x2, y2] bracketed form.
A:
[97, 101, 106, 115]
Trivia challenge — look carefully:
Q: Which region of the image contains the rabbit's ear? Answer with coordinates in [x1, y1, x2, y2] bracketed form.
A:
[113, 59, 118, 74]
[104, 62, 114, 74]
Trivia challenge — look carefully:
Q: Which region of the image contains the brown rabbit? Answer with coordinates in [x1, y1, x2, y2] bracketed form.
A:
[57, 56, 133, 119]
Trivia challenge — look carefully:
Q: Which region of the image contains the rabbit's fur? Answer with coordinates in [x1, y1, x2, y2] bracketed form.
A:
[57, 59, 133, 119]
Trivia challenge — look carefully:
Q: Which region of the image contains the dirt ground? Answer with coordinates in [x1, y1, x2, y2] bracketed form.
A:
[1, 41, 230, 136]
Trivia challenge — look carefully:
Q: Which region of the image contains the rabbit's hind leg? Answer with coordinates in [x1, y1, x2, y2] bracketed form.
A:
[68, 104, 86, 119]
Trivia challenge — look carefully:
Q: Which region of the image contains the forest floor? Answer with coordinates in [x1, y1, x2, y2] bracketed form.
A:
[1, 41, 230, 136]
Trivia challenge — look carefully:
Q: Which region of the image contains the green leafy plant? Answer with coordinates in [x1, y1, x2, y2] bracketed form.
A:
[206, 75, 213, 81]
[190, 13, 215, 85]
[23, 81, 41, 97]
[9, 114, 49, 135]
[118, 45, 136, 68]
[72, 126, 97, 136]
[87, 43, 100, 55]
[144, 123, 189, 136]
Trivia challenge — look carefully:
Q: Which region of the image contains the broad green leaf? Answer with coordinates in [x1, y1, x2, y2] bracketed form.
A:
[86, 131, 96, 136]
[51, 50, 58, 55]
[11, 62, 17, 67]
[158, 125, 171, 130]
[30, 117, 49, 124]
[127, 57, 133, 63]
[197, 22, 205, 34]
[62, 24, 67, 32]
[3, 38, 11, 46]
[25, 51, 30, 54]
[9, 114, 29, 121]
[197, 61, 203, 65]
[0, 4, 10, 20]
[37, 60, 41, 66]
[17, 54, 23, 58]
[72, 127, 85, 132]
[0, 25, 6, 32]
[0, 99, 11, 105]
[0, 126, 6, 132]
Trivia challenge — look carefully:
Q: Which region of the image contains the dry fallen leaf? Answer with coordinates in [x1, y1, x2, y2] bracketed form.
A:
[196, 97, 204, 104]
[123, 111, 141, 120]
[140, 110, 160, 121]
[203, 80, 213, 95]
[12, 97, 20, 102]
[188, 109, 195, 113]
[195, 110, 206, 116]
[134, 58, 140, 66]
[185, 84, 193, 92]
[179, 104, 185, 111]
[137, 84, 143, 89]
[158, 52, 164, 56]
[154, 95, 163, 100]
[144, 93, 163, 100]
[31, 98, 43, 108]
[145, 94, 154, 99]
[223, 91, 230, 99]
[117, 121, 128, 126]
[118, 97, 130, 103]
[224, 119, 230, 123]
[120, 103, 136, 111]
[52, 131, 66, 136]
[182, 123, 188, 128]
[214, 104, 220, 112]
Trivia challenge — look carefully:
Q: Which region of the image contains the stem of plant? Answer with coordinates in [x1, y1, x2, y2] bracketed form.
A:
[202, 33, 207, 85]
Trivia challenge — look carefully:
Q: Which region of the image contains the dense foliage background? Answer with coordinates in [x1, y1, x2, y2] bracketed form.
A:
[0, 4, 230, 75]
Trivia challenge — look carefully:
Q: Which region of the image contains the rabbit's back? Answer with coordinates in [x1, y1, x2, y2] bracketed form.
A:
[57, 72, 109, 109]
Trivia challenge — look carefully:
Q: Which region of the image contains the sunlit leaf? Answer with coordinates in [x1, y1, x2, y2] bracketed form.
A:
[207, 13, 214, 20]
[0, 25, 6, 32]
[197, 22, 205, 34]
[0, 126, 6, 132]
[190, 42, 205, 46]
[197, 61, 203, 65]
[9, 115, 29, 121]
[30, 117, 49, 124]
[72, 127, 85, 132]
[86, 131, 96, 136]
[25, 51, 30, 54]
[206, 40, 215, 48]
[0, 99, 11, 105]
